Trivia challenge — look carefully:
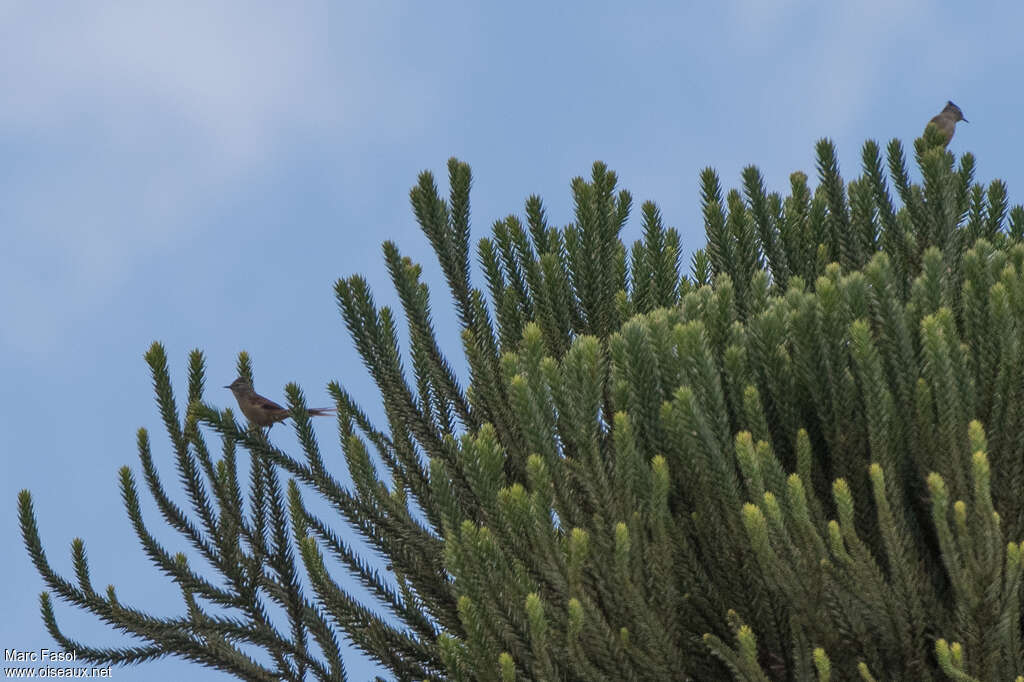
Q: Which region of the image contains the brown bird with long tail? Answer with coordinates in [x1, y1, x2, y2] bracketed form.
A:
[225, 377, 335, 429]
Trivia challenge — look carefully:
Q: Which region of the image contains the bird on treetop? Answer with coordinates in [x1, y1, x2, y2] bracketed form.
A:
[225, 376, 335, 430]
[926, 101, 968, 146]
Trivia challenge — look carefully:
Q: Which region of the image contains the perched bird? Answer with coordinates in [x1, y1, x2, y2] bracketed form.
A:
[225, 377, 335, 429]
[926, 101, 968, 145]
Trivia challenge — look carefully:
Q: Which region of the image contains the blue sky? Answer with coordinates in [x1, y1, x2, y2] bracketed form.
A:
[3, 2, 1021, 680]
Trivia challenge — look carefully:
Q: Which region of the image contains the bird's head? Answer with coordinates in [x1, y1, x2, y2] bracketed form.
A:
[225, 377, 253, 395]
[944, 101, 968, 123]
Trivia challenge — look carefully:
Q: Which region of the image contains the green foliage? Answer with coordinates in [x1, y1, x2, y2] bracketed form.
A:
[19, 137, 1024, 681]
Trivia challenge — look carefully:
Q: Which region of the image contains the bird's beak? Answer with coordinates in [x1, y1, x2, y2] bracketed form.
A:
[223, 384, 232, 389]
[963, 118, 969, 123]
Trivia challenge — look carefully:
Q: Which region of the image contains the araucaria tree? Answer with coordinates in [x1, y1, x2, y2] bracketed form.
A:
[19, 126, 1024, 680]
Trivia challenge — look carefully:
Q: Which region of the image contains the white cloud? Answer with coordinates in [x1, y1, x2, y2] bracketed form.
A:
[724, 0, 929, 134]
[0, 3, 345, 354]
[2, 3, 338, 156]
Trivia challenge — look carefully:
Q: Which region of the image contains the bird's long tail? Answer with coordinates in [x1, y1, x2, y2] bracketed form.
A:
[308, 408, 336, 417]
